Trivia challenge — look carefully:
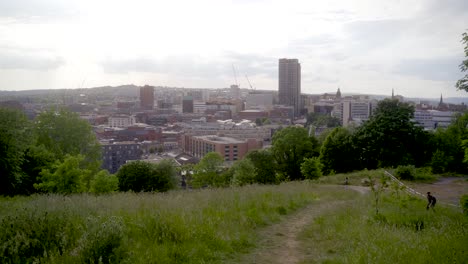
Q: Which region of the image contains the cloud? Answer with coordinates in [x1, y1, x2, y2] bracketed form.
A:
[393, 57, 464, 81]
[101, 53, 278, 80]
[0, 0, 79, 20]
[343, 19, 410, 52]
[0, 49, 65, 70]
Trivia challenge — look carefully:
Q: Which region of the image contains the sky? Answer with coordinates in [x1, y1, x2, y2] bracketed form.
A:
[0, 0, 467, 98]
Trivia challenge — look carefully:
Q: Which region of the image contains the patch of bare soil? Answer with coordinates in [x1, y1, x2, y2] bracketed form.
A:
[406, 177, 468, 206]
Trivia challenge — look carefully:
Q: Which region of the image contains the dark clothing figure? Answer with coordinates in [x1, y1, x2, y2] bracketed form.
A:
[426, 192, 436, 210]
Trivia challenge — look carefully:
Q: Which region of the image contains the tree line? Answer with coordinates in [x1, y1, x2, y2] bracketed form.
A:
[187, 99, 468, 188]
[1, 98, 468, 195]
[0, 107, 117, 196]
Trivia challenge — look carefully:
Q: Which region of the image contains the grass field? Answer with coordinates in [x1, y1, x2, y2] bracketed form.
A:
[1, 171, 467, 264]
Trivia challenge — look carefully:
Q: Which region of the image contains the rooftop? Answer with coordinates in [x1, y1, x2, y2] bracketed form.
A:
[194, 135, 245, 144]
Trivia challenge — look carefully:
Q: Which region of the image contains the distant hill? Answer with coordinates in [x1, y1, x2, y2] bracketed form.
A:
[1, 85, 467, 105]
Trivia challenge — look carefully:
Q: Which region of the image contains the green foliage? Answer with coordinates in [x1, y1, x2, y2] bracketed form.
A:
[430, 149, 451, 174]
[246, 149, 277, 184]
[0, 182, 318, 263]
[19, 145, 56, 195]
[320, 127, 358, 175]
[90, 170, 119, 194]
[0, 108, 34, 195]
[34, 108, 102, 172]
[301, 192, 468, 263]
[463, 139, 468, 164]
[192, 152, 225, 188]
[368, 171, 388, 215]
[456, 31, 468, 92]
[356, 99, 428, 169]
[231, 158, 257, 186]
[77, 216, 125, 263]
[300, 157, 322, 180]
[430, 113, 468, 173]
[307, 112, 341, 128]
[395, 165, 416, 180]
[461, 195, 468, 216]
[35, 154, 90, 194]
[116, 159, 178, 192]
[271, 126, 320, 180]
[0, 206, 77, 263]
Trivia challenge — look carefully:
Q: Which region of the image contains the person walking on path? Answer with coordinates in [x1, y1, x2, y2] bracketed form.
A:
[426, 192, 436, 211]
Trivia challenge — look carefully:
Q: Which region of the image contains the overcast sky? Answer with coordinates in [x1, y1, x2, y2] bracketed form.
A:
[0, 0, 467, 98]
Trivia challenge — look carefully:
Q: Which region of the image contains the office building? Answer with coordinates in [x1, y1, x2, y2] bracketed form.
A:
[279, 58, 301, 117]
[140, 85, 155, 110]
[183, 135, 262, 162]
[101, 141, 142, 173]
[182, 96, 194, 113]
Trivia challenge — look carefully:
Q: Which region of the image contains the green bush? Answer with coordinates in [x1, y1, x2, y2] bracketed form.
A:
[117, 160, 178, 192]
[395, 165, 416, 180]
[414, 167, 437, 182]
[0, 208, 77, 263]
[461, 195, 468, 216]
[90, 170, 119, 194]
[300, 157, 323, 180]
[77, 216, 125, 264]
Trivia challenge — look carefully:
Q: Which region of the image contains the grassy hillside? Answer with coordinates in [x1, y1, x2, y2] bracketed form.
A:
[0, 176, 466, 263]
[0, 182, 328, 263]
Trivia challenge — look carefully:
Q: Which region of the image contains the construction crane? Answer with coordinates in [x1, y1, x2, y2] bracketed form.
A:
[245, 74, 255, 90]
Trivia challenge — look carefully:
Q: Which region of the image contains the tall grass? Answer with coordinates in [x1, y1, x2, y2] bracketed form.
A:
[298, 192, 468, 263]
[0, 182, 320, 263]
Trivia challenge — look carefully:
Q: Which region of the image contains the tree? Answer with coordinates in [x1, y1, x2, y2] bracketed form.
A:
[355, 99, 425, 168]
[116, 160, 178, 192]
[90, 170, 119, 194]
[431, 113, 468, 173]
[34, 108, 101, 171]
[0, 108, 34, 195]
[456, 31, 468, 92]
[192, 152, 225, 187]
[230, 158, 257, 186]
[35, 155, 90, 194]
[307, 112, 341, 128]
[320, 127, 359, 175]
[246, 149, 277, 184]
[271, 126, 320, 180]
[19, 145, 56, 195]
[300, 157, 322, 180]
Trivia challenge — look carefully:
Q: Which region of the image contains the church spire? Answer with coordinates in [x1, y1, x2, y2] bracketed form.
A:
[392, 88, 394, 99]
[439, 94, 443, 105]
[336, 87, 341, 99]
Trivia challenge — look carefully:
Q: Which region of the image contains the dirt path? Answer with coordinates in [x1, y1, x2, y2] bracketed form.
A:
[406, 177, 468, 205]
[233, 186, 368, 264]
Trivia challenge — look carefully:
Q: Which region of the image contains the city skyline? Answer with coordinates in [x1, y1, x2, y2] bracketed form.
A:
[0, 0, 467, 98]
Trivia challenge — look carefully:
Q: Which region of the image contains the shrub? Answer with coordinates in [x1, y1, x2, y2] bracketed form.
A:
[300, 157, 322, 180]
[395, 165, 416, 180]
[117, 160, 178, 192]
[461, 195, 468, 216]
[0, 208, 76, 263]
[90, 170, 119, 194]
[431, 150, 451, 174]
[231, 159, 257, 186]
[77, 216, 125, 263]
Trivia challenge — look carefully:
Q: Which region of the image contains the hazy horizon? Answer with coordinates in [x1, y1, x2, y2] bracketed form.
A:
[1, 0, 467, 98]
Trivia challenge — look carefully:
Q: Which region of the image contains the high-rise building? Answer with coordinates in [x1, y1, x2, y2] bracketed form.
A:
[182, 96, 194, 113]
[140, 85, 154, 110]
[278, 58, 301, 117]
